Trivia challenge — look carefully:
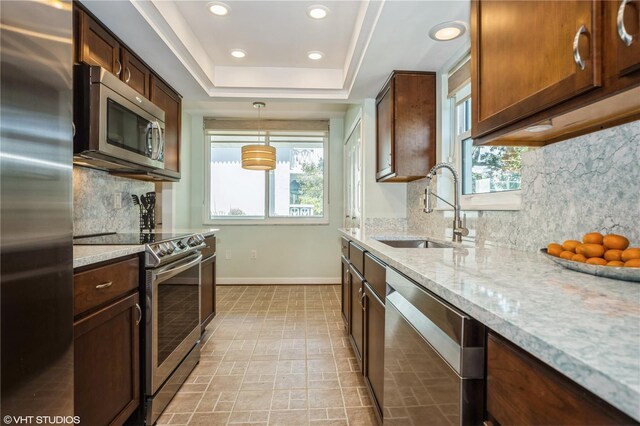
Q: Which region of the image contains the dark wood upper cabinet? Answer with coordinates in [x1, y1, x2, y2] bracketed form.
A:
[486, 332, 637, 425]
[363, 282, 385, 423]
[150, 75, 181, 177]
[471, 0, 640, 146]
[74, 4, 182, 182]
[76, 9, 121, 75]
[472, 1, 601, 138]
[122, 50, 151, 98]
[375, 71, 436, 182]
[607, 0, 640, 78]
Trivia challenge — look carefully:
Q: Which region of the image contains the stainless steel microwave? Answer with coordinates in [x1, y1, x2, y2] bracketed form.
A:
[73, 64, 165, 172]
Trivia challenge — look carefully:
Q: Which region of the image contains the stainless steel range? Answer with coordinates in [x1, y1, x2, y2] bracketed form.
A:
[74, 232, 207, 424]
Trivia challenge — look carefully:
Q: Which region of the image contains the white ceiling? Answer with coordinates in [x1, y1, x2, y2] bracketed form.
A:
[80, 0, 470, 116]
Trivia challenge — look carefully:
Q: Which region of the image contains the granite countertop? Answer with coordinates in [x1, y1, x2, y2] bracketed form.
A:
[339, 228, 640, 421]
[73, 228, 219, 269]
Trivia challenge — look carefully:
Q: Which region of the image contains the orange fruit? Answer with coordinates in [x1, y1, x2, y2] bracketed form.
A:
[603, 234, 630, 250]
[604, 249, 623, 261]
[624, 259, 640, 268]
[581, 243, 606, 259]
[583, 232, 604, 244]
[562, 240, 581, 253]
[586, 257, 607, 266]
[562, 240, 581, 252]
[575, 244, 586, 255]
[547, 243, 563, 257]
[621, 248, 640, 262]
[559, 251, 574, 260]
[606, 261, 624, 267]
[571, 253, 587, 263]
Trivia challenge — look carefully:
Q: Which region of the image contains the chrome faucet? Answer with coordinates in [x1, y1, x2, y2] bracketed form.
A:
[423, 162, 469, 243]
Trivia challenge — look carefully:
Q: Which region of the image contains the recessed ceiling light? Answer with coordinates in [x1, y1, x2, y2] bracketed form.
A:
[208, 2, 230, 16]
[230, 49, 246, 58]
[307, 5, 329, 19]
[307, 51, 324, 60]
[428, 21, 467, 41]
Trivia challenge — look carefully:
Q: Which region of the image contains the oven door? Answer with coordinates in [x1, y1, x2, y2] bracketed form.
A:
[146, 253, 201, 395]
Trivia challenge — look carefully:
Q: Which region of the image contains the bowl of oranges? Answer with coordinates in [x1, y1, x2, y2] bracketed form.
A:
[541, 232, 640, 282]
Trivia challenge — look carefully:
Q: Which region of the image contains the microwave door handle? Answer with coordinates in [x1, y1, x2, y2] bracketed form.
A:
[156, 121, 165, 161]
[150, 121, 161, 160]
[146, 122, 155, 157]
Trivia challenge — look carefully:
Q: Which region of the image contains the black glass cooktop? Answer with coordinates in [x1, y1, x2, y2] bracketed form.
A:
[73, 232, 192, 245]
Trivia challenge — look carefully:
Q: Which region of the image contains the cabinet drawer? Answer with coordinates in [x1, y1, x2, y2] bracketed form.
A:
[487, 332, 635, 425]
[364, 252, 386, 301]
[74, 257, 139, 316]
[349, 242, 365, 275]
[202, 235, 216, 258]
[341, 237, 350, 258]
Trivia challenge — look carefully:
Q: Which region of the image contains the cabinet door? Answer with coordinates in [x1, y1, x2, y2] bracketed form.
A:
[74, 292, 140, 426]
[341, 256, 350, 327]
[375, 83, 394, 180]
[122, 50, 151, 98]
[150, 75, 181, 176]
[364, 282, 385, 420]
[77, 9, 121, 76]
[472, 0, 601, 138]
[201, 256, 216, 333]
[349, 265, 364, 369]
[609, 0, 640, 77]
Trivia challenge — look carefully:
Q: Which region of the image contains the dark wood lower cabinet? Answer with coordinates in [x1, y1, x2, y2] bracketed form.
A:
[487, 332, 637, 425]
[349, 264, 364, 370]
[200, 254, 216, 333]
[363, 282, 384, 423]
[341, 255, 350, 327]
[74, 292, 139, 426]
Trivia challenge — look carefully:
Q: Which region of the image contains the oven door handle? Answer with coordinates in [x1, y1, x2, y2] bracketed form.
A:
[153, 254, 202, 283]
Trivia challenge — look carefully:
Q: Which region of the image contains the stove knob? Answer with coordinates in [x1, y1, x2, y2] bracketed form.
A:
[164, 242, 174, 253]
[188, 236, 198, 247]
[177, 240, 186, 249]
[154, 245, 166, 257]
[197, 235, 205, 243]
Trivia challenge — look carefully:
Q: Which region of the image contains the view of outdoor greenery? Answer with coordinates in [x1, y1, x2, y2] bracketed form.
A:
[296, 161, 324, 216]
[462, 139, 528, 194]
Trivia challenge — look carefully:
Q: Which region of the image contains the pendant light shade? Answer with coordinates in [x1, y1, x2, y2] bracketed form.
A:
[241, 144, 276, 170]
[242, 101, 276, 170]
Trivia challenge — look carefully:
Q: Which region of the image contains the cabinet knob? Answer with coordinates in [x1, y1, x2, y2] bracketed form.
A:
[572, 25, 588, 70]
[617, 0, 634, 46]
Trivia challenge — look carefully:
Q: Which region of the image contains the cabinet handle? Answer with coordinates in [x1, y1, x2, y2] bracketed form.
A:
[115, 59, 122, 76]
[135, 303, 142, 326]
[125, 67, 131, 83]
[572, 25, 588, 70]
[617, 0, 634, 46]
[483, 422, 494, 426]
[95, 281, 113, 289]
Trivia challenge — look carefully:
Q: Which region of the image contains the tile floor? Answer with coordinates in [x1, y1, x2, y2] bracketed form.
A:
[157, 285, 378, 426]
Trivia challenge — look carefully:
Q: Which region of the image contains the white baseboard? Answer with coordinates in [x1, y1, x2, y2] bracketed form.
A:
[216, 277, 341, 285]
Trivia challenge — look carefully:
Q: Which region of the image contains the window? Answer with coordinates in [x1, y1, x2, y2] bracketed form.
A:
[206, 129, 328, 224]
[445, 59, 529, 210]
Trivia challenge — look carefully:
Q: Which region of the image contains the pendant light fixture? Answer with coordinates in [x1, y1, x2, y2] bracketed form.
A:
[241, 102, 276, 170]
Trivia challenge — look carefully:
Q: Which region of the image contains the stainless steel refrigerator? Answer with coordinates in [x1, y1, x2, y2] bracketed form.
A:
[1, 0, 74, 420]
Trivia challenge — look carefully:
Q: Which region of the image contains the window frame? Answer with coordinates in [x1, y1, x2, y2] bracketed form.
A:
[203, 130, 330, 225]
[442, 57, 523, 211]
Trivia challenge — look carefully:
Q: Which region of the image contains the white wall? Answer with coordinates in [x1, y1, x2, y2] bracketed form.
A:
[178, 114, 344, 284]
[344, 101, 407, 223]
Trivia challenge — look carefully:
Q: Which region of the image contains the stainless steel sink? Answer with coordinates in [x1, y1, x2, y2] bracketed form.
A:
[374, 239, 451, 249]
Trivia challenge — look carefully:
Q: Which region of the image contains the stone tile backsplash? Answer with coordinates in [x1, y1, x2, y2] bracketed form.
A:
[407, 120, 640, 251]
[73, 167, 154, 236]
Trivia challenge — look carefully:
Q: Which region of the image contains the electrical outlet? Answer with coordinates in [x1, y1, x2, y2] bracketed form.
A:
[250, 249, 257, 260]
[113, 192, 121, 208]
[225, 250, 231, 260]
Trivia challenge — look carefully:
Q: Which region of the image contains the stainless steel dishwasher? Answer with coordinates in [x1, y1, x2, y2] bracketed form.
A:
[384, 267, 485, 426]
